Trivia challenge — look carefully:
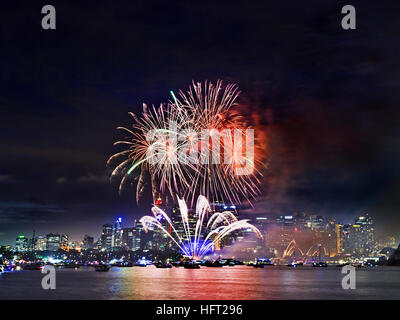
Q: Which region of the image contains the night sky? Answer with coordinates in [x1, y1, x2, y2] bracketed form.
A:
[1, 1, 400, 245]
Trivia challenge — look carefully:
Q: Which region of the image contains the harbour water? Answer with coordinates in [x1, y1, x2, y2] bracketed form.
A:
[1, 265, 399, 300]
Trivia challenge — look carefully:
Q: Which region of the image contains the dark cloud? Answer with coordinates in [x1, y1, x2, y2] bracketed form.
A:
[0, 201, 65, 227]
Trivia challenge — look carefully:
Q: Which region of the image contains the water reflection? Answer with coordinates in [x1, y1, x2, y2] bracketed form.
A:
[0, 265, 399, 300]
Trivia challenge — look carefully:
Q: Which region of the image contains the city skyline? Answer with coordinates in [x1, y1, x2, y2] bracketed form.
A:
[7, 205, 398, 262]
[1, 207, 389, 245]
[2, 193, 398, 247]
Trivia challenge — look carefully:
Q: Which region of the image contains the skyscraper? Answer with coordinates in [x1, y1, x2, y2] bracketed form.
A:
[353, 213, 375, 257]
[15, 235, 28, 252]
[132, 219, 143, 251]
[69, 241, 81, 250]
[306, 215, 325, 231]
[101, 224, 113, 251]
[35, 236, 46, 251]
[335, 224, 344, 255]
[112, 217, 123, 249]
[61, 234, 69, 250]
[254, 217, 269, 248]
[46, 233, 61, 251]
[82, 234, 94, 250]
[275, 215, 295, 255]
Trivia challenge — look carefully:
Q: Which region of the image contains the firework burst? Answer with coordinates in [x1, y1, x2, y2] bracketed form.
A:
[107, 102, 194, 202]
[140, 195, 262, 259]
[173, 80, 262, 205]
[108, 80, 263, 206]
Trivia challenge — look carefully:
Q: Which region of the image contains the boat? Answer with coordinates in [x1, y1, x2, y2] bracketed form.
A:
[23, 263, 42, 270]
[224, 259, 237, 266]
[255, 258, 273, 267]
[111, 262, 133, 267]
[287, 261, 303, 267]
[198, 260, 206, 266]
[205, 260, 223, 267]
[135, 258, 152, 266]
[184, 262, 200, 269]
[253, 263, 265, 268]
[0, 264, 18, 272]
[63, 263, 80, 268]
[336, 263, 350, 267]
[312, 262, 328, 267]
[95, 264, 110, 272]
[154, 261, 172, 268]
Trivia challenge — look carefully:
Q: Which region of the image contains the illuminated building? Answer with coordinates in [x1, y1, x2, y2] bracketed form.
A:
[151, 195, 172, 251]
[211, 202, 238, 218]
[386, 236, 396, 248]
[349, 213, 375, 257]
[349, 224, 362, 256]
[46, 233, 61, 251]
[254, 217, 268, 231]
[15, 235, 28, 252]
[61, 234, 69, 250]
[94, 238, 102, 250]
[112, 217, 123, 249]
[236, 226, 259, 254]
[35, 236, 46, 251]
[293, 212, 309, 230]
[377, 236, 397, 250]
[335, 224, 344, 254]
[254, 217, 269, 246]
[306, 215, 325, 231]
[132, 219, 143, 251]
[324, 219, 338, 257]
[101, 224, 113, 251]
[342, 224, 351, 252]
[232, 216, 269, 255]
[171, 204, 186, 240]
[122, 227, 134, 250]
[69, 241, 81, 250]
[26, 238, 35, 252]
[343, 213, 376, 257]
[82, 234, 94, 250]
[275, 215, 295, 254]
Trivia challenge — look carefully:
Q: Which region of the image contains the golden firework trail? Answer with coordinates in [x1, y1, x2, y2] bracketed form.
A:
[108, 80, 262, 206]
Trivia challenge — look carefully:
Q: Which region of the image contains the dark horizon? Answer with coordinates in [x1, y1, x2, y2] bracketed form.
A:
[1, 1, 400, 245]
